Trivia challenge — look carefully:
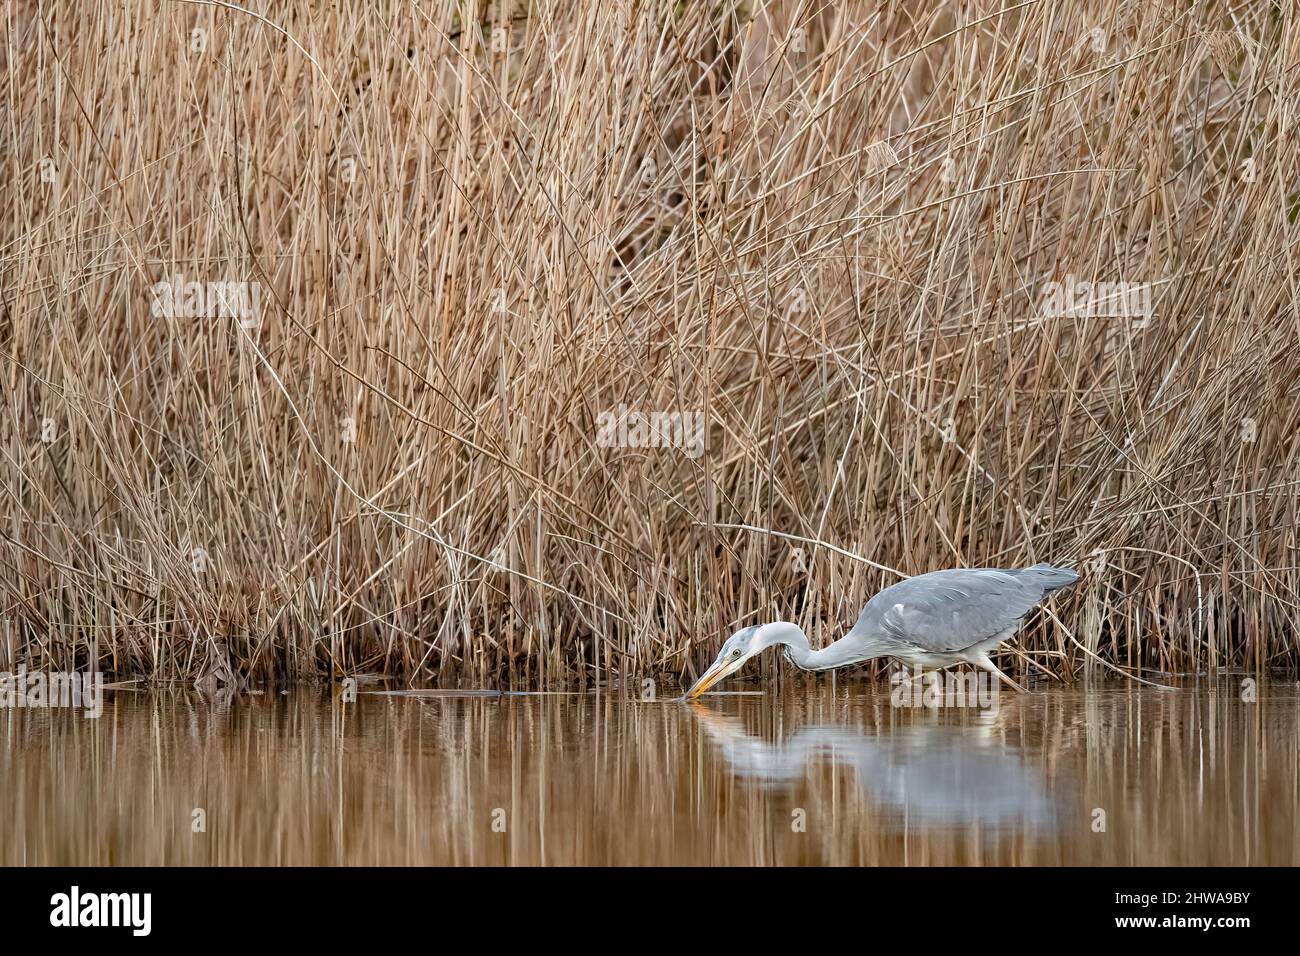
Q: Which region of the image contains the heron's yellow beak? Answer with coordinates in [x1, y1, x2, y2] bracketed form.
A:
[684, 659, 739, 699]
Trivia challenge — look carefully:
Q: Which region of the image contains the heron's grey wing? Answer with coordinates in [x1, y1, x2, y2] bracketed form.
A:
[862, 568, 1055, 654]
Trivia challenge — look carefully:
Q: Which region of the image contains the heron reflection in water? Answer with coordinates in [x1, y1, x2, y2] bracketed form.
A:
[687, 701, 1060, 829]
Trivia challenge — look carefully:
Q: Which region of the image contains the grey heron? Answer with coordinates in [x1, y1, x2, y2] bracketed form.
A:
[684, 563, 1079, 698]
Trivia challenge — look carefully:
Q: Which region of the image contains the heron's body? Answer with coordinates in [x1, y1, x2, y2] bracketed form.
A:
[685, 563, 1079, 697]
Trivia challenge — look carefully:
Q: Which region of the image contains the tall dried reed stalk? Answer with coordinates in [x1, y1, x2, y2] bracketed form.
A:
[2, 1, 1298, 684]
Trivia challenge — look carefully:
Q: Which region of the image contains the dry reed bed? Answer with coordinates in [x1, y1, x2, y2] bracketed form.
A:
[2, 0, 1299, 684]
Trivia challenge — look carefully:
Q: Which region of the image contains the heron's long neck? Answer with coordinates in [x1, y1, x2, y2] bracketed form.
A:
[766, 621, 879, 673]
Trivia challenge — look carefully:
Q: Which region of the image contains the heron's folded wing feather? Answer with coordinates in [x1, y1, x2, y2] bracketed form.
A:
[870, 569, 1048, 654]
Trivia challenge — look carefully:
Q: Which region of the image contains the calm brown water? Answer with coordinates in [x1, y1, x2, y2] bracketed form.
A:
[2, 679, 1296, 865]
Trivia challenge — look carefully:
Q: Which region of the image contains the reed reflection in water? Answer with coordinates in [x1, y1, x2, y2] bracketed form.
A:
[2, 680, 1295, 865]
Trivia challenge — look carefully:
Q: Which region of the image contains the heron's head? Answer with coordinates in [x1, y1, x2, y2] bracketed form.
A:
[684, 625, 763, 699]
